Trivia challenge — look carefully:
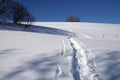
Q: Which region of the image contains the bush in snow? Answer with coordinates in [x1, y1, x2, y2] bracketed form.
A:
[66, 16, 80, 22]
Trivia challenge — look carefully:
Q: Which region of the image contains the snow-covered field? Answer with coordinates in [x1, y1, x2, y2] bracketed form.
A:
[0, 22, 120, 80]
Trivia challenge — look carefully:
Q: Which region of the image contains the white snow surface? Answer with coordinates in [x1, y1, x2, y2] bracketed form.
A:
[0, 22, 120, 80]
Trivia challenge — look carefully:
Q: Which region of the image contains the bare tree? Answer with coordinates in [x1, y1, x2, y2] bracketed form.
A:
[66, 16, 80, 22]
[11, 2, 27, 24]
[0, 0, 35, 27]
[23, 12, 35, 27]
[0, 0, 13, 22]
[11, 2, 35, 26]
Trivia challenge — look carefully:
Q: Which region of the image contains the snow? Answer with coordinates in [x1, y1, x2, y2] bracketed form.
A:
[0, 22, 120, 80]
[0, 30, 62, 80]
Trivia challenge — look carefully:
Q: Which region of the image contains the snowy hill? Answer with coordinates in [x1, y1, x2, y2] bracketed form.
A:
[0, 22, 120, 80]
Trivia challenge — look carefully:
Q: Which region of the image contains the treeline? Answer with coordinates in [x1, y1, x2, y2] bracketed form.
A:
[0, 0, 35, 26]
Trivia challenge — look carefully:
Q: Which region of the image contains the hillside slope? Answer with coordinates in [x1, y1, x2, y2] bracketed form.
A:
[0, 22, 120, 80]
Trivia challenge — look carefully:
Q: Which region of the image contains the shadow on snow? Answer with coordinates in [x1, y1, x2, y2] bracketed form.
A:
[97, 51, 120, 80]
[0, 51, 60, 80]
[0, 23, 75, 37]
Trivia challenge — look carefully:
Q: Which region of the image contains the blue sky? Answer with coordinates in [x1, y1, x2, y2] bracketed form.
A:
[16, 0, 120, 24]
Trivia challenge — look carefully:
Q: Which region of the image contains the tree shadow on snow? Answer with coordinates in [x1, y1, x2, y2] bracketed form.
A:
[99, 51, 120, 80]
[0, 23, 75, 37]
[0, 49, 18, 55]
[0, 52, 61, 80]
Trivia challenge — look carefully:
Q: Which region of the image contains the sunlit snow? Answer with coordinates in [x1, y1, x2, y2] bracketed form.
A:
[0, 22, 120, 80]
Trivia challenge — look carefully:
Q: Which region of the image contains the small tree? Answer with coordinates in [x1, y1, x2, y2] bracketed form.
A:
[23, 12, 35, 27]
[11, 2, 35, 25]
[11, 2, 27, 24]
[66, 16, 80, 22]
[0, 0, 35, 26]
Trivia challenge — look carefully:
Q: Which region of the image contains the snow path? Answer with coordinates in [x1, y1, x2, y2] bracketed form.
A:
[55, 37, 101, 80]
[69, 37, 101, 80]
[66, 23, 100, 80]
[67, 23, 92, 39]
[77, 33, 92, 39]
[55, 64, 62, 80]
[55, 23, 101, 80]
[68, 38, 80, 80]
[55, 39, 72, 80]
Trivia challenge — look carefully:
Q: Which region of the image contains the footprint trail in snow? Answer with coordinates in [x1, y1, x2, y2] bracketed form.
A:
[69, 37, 101, 80]
[55, 37, 101, 80]
[55, 23, 101, 80]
